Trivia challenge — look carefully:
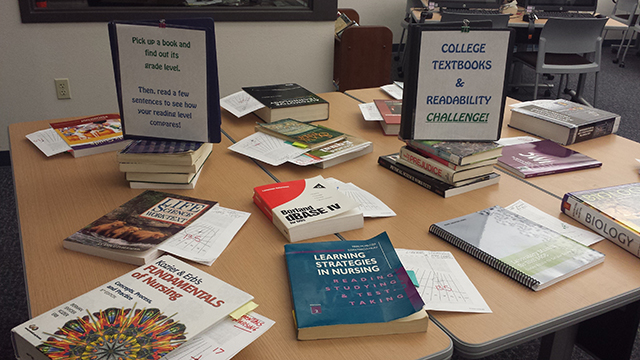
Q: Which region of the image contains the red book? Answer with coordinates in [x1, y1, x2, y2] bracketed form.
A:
[374, 99, 402, 136]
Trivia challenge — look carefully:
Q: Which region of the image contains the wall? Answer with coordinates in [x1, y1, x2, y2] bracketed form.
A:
[0, 2, 334, 152]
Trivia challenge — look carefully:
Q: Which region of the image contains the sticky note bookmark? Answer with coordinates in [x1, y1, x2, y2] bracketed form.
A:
[407, 270, 419, 288]
[285, 141, 308, 149]
[229, 301, 259, 320]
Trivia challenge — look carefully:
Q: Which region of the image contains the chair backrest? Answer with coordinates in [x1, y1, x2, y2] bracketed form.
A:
[539, 17, 607, 54]
[440, 11, 511, 28]
[610, 0, 639, 24]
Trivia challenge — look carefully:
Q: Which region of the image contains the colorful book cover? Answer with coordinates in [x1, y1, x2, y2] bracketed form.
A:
[11, 255, 254, 360]
[497, 139, 602, 178]
[254, 118, 345, 149]
[242, 83, 328, 109]
[407, 139, 502, 166]
[121, 139, 204, 154]
[374, 99, 402, 126]
[284, 232, 425, 336]
[50, 113, 124, 149]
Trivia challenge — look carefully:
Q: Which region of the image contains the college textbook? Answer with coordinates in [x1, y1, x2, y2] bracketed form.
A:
[284, 232, 428, 340]
[242, 83, 330, 123]
[63, 190, 217, 265]
[509, 99, 621, 145]
[254, 118, 346, 151]
[253, 175, 363, 242]
[562, 183, 640, 259]
[290, 133, 373, 169]
[429, 205, 605, 291]
[497, 139, 602, 178]
[49, 113, 129, 157]
[117, 140, 213, 166]
[378, 153, 501, 198]
[119, 141, 212, 173]
[12, 255, 254, 360]
[407, 139, 503, 166]
[374, 99, 402, 135]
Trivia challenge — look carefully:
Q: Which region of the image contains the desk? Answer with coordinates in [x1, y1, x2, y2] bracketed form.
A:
[9, 115, 454, 359]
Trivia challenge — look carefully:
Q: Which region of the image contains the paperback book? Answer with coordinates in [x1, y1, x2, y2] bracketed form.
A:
[374, 99, 402, 136]
[242, 83, 329, 123]
[284, 232, 428, 340]
[562, 183, 640, 259]
[429, 205, 605, 291]
[253, 175, 363, 242]
[407, 139, 503, 166]
[12, 255, 254, 360]
[254, 118, 346, 151]
[117, 140, 213, 166]
[49, 113, 129, 157]
[497, 139, 602, 178]
[289, 133, 373, 168]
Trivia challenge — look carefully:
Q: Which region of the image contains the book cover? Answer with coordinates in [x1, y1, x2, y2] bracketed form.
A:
[242, 83, 329, 123]
[408, 143, 499, 170]
[374, 99, 402, 136]
[562, 183, 640, 258]
[119, 144, 212, 173]
[407, 139, 503, 166]
[497, 139, 602, 178]
[117, 141, 213, 166]
[50, 113, 128, 157]
[252, 175, 363, 242]
[509, 100, 620, 145]
[254, 118, 346, 151]
[378, 153, 500, 198]
[284, 232, 428, 340]
[290, 133, 373, 168]
[429, 205, 605, 291]
[12, 255, 254, 360]
[63, 190, 217, 264]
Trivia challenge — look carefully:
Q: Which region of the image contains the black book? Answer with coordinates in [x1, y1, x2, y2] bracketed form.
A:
[243, 83, 329, 123]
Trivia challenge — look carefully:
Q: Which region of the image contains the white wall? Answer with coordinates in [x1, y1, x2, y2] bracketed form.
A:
[0, 2, 334, 151]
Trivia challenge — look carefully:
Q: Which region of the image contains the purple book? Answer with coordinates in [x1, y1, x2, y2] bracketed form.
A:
[497, 139, 602, 178]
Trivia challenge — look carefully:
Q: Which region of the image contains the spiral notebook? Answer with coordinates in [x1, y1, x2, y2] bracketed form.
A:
[429, 205, 605, 291]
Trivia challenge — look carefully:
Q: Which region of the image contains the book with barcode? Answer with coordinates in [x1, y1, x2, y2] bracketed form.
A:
[429, 205, 604, 291]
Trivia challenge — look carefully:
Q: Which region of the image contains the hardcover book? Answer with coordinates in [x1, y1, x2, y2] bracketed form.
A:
[289, 133, 373, 169]
[407, 139, 503, 166]
[429, 205, 605, 291]
[509, 100, 621, 145]
[497, 139, 602, 178]
[63, 190, 217, 265]
[284, 232, 429, 340]
[374, 99, 402, 136]
[119, 142, 212, 173]
[252, 175, 363, 242]
[117, 141, 213, 166]
[562, 183, 640, 259]
[242, 83, 329, 123]
[12, 255, 254, 360]
[254, 118, 346, 151]
[378, 153, 501, 198]
[49, 113, 129, 157]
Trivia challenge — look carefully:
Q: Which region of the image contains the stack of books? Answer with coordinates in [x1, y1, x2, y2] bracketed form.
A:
[117, 140, 213, 189]
[378, 140, 503, 198]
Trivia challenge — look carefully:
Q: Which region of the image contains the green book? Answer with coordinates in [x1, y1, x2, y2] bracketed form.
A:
[254, 118, 346, 151]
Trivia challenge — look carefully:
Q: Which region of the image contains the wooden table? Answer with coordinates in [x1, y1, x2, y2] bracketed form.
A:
[9, 115, 454, 359]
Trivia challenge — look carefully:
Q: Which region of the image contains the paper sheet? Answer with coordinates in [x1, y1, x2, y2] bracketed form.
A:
[397, 249, 492, 313]
[505, 199, 604, 246]
[228, 132, 308, 166]
[358, 103, 384, 121]
[380, 83, 403, 100]
[495, 136, 540, 147]
[163, 312, 274, 360]
[219, 90, 265, 118]
[158, 205, 250, 266]
[25, 128, 71, 157]
[325, 178, 395, 218]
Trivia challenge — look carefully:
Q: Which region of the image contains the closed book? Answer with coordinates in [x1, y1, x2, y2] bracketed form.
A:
[291, 132, 373, 168]
[125, 155, 207, 184]
[497, 139, 602, 178]
[407, 139, 503, 166]
[509, 100, 620, 145]
[12, 255, 254, 360]
[63, 190, 217, 265]
[399, 146, 495, 186]
[49, 113, 129, 157]
[242, 83, 329, 123]
[129, 170, 201, 190]
[378, 153, 500, 198]
[254, 118, 346, 151]
[562, 183, 640, 259]
[119, 143, 212, 173]
[117, 141, 213, 166]
[430, 205, 605, 291]
[284, 232, 428, 340]
[252, 175, 363, 242]
[408, 143, 499, 170]
[374, 99, 402, 136]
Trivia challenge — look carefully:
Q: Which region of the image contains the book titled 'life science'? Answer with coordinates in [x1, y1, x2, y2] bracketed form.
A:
[284, 232, 429, 340]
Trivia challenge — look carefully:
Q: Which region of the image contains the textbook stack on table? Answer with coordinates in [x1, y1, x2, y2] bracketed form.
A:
[378, 139, 503, 198]
[117, 140, 213, 189]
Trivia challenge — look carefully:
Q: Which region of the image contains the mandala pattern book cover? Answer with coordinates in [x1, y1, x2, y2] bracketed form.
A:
[12, 255, 254, 360]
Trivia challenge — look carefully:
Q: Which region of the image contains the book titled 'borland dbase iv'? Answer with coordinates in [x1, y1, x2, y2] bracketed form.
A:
[284, 232, 428, 340]
[12, 255, 254, 360]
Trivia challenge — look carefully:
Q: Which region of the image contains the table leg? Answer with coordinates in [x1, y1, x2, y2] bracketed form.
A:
[538, 325, 578, 360]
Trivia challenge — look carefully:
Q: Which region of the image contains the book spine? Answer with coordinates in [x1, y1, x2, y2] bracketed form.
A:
[399, 147, 455, 183]
[561, 194, 640, 258]
[408, 145, 459, 170]
[573, 118, 618, 144]
[378, 156, 447, 197]
[428, 224, 540, 290]
[408, 141, 461, 165]
[252, 192, 274, 222]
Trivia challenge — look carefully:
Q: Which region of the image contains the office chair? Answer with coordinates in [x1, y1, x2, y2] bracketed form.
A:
[440, 11, 511, 28]
[510, 17, 607, 106]
[617, 5, 640, 67]
[603, 0, 639, 66]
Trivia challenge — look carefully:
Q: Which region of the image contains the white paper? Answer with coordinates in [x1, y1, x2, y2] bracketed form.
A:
[397, 249, 492, 313]
[325, 178, 396, 218]
[228, 132, 308, 166]
[159, 205, 250, 266]
[358, 103, 384, 121]
[380, 83, 403, 100]
[219, 90, 265, 118]
[26, 129, 71, 157]
[496, 136, 540, 147]
[163, 312, 274, 360]
[505, 199, 604, 246]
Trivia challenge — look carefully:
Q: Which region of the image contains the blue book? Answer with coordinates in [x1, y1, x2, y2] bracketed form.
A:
[284, 232, 428, 340]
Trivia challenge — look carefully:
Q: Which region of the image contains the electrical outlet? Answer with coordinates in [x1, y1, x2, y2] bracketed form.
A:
[54, 78, 71, 100]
